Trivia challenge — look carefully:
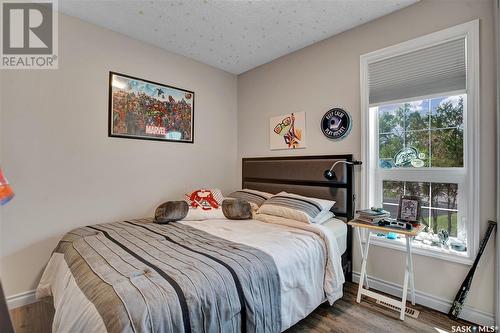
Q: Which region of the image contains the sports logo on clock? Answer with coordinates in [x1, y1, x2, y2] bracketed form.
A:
[321, 107, 352, 140]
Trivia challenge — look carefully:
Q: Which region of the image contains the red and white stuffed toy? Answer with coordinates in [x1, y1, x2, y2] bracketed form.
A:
[185, 189, 220, 210]
[0, 168, 14, 206]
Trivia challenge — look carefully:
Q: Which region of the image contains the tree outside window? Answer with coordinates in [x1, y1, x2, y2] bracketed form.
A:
[377, 95, 464, 240]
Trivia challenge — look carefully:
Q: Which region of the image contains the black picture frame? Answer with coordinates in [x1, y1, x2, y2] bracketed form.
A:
[397, 195, 422, 223]
[108, 71, 195, 143]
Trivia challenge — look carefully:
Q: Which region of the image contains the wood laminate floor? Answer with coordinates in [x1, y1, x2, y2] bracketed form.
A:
[9, 282, 472, 333]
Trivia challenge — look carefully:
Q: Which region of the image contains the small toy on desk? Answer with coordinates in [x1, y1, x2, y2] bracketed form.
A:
[378, 218, 413, 230]
[387, 232, 398, 239]
[438, 229, 450, 247]
[450, 239, 466, 252]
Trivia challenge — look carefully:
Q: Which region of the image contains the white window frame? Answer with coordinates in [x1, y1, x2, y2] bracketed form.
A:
[360, 20, 480, 265]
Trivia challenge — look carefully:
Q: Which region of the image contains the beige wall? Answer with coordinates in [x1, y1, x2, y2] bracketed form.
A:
[0, 14, 238, 296]
[238, 0, 496, 317]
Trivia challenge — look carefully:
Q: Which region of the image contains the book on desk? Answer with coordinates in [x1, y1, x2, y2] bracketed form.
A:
[355, 209, 390, 224]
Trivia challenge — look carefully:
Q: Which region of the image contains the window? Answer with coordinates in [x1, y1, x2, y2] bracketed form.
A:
[383, 180, 459, 236]
[374, 94, 465, 241]
[377, 96, 464, 169]
[361, 21, 479, 263]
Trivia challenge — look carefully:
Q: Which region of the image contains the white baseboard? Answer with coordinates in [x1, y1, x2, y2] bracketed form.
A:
[352, 272, 495, 326]
[6, 289, 36, 310]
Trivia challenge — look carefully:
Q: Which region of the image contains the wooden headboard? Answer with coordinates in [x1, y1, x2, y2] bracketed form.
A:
[242, 154, 355, 281]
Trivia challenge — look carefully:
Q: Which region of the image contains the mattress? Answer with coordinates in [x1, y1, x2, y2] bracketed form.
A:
[37, 217, 346, 332]
[182, 217, 346, 330]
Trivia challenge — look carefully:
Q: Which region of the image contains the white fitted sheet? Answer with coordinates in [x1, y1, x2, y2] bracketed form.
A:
[321, 218, 348, 255]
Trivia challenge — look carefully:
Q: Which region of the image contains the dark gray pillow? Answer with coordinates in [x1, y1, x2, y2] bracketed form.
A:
[222, 199, 252, 220]
[154, 201, 189, 224]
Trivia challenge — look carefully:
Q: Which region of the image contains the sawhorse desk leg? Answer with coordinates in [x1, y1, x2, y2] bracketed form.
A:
[355, 227, 416, 321]
[356, 227, 370, 293]
[406, 236, 416, 306]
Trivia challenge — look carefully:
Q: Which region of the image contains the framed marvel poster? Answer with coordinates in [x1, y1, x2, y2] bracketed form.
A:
[108, 72, 194, 143]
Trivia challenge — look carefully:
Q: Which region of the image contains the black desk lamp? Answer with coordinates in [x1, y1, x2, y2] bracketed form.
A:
[324, 160, 362, 180]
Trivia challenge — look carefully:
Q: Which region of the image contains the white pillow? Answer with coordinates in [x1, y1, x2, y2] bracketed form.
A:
[184, 188, 224, 209]
[182, 207, 225, 221]
[315, 211, 335, 224]
[257, 191, 335, 224]
[182, 188, 227, 221]
[255, 209, 334, 225]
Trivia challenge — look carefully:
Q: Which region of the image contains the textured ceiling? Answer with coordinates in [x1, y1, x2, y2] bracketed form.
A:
[59, 0, 418, 74]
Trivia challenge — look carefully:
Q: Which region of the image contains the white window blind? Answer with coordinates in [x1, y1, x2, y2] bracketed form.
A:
[368, 38, 466, 105]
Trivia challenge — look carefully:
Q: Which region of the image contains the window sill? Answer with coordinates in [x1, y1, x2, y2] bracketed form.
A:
[367, 233, 473, 265]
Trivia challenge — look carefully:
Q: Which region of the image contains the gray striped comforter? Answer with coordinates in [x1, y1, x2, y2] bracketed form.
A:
[54, 218, 281, 333]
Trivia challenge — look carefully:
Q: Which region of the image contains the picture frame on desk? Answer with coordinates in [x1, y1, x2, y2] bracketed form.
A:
[397, 195, 421, 223]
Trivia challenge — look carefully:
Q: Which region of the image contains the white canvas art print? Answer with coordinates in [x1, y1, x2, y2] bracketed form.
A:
[269, 112, 306, 150]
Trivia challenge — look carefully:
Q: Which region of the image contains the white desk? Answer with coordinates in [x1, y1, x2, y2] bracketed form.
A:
[348, 220, 425, 320]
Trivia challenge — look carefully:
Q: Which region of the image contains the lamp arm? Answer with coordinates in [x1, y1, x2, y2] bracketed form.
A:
[328, 160, 361, 172]
[324, 160, 362, 181]
[328, 160, 343, 172]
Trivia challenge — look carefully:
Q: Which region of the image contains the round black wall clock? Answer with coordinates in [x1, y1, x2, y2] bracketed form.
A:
[321, 107, 352, 140]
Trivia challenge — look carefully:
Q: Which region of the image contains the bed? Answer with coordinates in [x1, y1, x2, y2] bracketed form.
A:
[36, 155, 355, 333]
